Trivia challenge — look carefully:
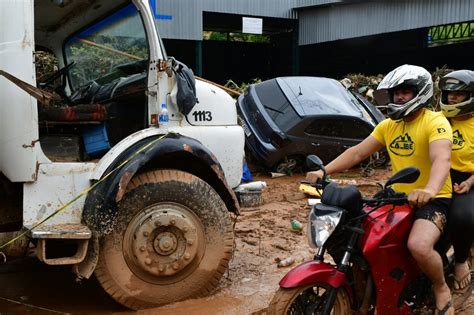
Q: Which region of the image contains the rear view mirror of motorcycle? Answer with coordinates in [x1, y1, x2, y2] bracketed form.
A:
[306, 155, 324, 171]
[384, 166, 420, 189]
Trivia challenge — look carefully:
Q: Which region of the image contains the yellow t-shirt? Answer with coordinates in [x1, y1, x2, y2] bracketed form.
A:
[450, 117, 474, 173]
[371, 109, 452, 198]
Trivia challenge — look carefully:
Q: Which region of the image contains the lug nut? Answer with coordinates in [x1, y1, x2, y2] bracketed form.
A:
[154, 220, 161, 226]
[184, 253, 191, 260]
[145, 258, 152, 265]
[172, 263, 179, 270]
[143, 231, 149, 237]
[187, 239, 194, 245]
[140, 246, 146, 252]
[183, 226, 188, 232]
[170, 219, 176, 225]
[159, 265, 165, 272]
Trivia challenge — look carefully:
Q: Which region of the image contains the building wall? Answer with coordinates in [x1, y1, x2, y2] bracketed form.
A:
[153, 0, 473, 45]
[153, 0, 298, 40]
[299, 0, 474, 45]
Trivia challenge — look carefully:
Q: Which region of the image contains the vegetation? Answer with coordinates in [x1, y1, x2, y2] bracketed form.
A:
[67, 36, 148, 88]
[428, 22, 474, 46]
[203, 31, 270, 43]
[224, 78, 262, 94]
[342, 65, 454, 111]
[34, 51, 58, 83]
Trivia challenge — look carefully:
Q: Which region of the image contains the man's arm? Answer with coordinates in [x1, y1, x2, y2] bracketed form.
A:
[306, 136, 384, 182]
[408, 139, 452, 208]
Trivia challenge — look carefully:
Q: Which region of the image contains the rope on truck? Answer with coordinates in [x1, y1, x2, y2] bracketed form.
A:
[0, 134, 169, 255]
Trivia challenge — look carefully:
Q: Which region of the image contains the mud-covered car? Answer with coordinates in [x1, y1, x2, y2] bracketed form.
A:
[237, 76, 386, 172]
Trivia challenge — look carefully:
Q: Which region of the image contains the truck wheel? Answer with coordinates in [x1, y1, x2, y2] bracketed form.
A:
[94, 169, 234, 310]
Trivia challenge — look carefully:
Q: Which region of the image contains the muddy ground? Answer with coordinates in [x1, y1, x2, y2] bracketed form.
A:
[0, 167, 473, 314]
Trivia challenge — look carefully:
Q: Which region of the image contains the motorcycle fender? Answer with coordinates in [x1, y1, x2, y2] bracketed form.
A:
[279, 261, 348, 289]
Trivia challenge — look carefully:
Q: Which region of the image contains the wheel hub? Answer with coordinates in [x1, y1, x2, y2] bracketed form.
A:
[154, 232, 177, 255]
[123, 204, 205, 281]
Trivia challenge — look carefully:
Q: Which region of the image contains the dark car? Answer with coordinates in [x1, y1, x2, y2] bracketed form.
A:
[237, 76, 386, 172]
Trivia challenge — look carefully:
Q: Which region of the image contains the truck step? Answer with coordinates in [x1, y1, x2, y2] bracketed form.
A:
[26, 224, 91, 239]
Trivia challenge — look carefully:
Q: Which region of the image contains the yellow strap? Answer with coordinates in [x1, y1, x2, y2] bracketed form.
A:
[0, 134, 167, 250]
[0, 296, 71, 314]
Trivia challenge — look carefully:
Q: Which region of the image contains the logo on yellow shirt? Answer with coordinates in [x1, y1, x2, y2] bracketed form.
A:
[452, 129, 465, 151]
[389, 133, 415, 156]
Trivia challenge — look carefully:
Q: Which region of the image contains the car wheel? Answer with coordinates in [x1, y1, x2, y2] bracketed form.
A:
[275, 156, 303, 174]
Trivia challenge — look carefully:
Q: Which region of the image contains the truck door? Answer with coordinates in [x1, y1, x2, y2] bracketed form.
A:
[0, 0, 41, 182]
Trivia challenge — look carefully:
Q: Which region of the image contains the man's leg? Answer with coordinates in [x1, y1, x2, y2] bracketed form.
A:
[407, 219, 453, 314]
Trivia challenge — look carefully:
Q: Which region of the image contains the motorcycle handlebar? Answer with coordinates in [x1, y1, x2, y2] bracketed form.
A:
[361, 196, 408, 206]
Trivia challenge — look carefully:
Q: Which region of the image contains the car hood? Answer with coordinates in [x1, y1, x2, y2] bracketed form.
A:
[276, 77, 367, 119]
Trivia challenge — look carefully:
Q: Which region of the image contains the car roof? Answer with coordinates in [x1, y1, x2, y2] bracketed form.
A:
[274, 76, 366, 119]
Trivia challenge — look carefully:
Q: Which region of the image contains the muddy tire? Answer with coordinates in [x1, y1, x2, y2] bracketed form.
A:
[268, 284, 351, 315]
[94, 170, 234, 310]
[275, 156, 303, 175]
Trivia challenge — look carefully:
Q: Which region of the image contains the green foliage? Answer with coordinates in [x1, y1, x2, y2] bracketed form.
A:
[429, 22, 474, 45]
[225, 78, 262, 94]
[34, 51, 58, 83]
[68, 36, 148, 88]
[203, 31, 270, 43]
[342, 65, 455, 113]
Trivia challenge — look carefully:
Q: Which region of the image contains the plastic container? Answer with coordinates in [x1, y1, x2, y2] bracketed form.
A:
[290, 219, 303, 232]
[159, 103, 169, 126]
[235, 181, 267, 191]
[83, 123, 110, 157]
[277, 257, 295, 268]
[237, 190, 263, 208]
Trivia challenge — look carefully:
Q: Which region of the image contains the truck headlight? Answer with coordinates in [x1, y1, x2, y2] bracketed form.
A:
[307, 207, 343, 248]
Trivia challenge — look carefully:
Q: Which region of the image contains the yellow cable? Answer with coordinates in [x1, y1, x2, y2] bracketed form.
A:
[0, 134, 167, 250]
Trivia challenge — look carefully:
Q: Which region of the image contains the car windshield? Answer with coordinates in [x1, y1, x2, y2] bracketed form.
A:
[64, 4, 149, 90]
[276, 77, 377, 126]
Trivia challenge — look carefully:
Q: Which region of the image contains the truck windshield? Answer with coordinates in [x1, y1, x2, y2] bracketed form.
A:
[64, 4, 149, 90]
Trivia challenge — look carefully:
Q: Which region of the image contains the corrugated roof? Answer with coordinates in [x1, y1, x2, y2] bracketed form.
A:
[294, 0, 342, 9]
[299, 0, 474, 45]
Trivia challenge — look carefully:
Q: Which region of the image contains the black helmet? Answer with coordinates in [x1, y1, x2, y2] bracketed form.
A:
[374, 65, 433, 120]
[439, 70, 474, 118]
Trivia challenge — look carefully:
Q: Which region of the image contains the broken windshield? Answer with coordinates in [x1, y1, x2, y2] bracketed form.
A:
[64, 4, 149, 90]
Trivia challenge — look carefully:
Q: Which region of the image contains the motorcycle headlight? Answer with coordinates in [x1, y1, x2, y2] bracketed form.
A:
[307, 207, 343, 249]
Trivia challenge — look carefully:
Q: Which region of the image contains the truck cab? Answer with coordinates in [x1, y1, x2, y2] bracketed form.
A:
[0, 0, 244, 309]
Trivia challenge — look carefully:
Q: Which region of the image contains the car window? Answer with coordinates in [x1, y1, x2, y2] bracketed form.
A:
[64, 4, 149, 90]
[305, 118, 373, 140]
[254, 79, 300, 132]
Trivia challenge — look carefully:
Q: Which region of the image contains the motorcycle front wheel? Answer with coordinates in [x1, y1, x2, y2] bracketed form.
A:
[268, 283, 351, 315]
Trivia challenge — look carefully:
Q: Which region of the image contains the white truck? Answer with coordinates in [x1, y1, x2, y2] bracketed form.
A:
[0, 0, 244, 309]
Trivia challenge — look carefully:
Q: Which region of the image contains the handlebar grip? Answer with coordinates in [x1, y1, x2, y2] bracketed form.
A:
[362, 196, 408, 206]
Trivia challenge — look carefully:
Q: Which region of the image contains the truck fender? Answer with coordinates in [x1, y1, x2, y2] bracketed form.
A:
[82, 133, 239, 236]
[279, 261, 352, 297]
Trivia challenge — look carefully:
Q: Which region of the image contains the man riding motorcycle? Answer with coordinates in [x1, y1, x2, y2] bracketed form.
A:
[306, 64, 454, 315]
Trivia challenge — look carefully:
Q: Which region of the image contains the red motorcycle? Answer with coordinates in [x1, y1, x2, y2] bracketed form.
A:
[268, 155, 455, 315]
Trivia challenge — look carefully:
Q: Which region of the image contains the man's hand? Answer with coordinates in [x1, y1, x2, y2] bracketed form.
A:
[306, 170, 324, 184]
[408, 188, 436, 208]
[453, 180, 472, 194]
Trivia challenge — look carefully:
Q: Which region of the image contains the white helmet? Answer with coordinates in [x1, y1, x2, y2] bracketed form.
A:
[374, 65, 433, 120]
[439, 70, 474, 118]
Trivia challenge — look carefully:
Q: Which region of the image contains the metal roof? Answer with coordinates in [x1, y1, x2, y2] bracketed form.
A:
[299, 0, 474, 45]
[294, 0, 342, 9]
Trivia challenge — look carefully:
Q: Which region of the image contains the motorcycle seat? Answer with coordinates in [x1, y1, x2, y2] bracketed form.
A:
[321, 182, 361, 214]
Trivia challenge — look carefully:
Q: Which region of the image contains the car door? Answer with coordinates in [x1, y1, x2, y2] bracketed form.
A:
[302, 116, 374, 164]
